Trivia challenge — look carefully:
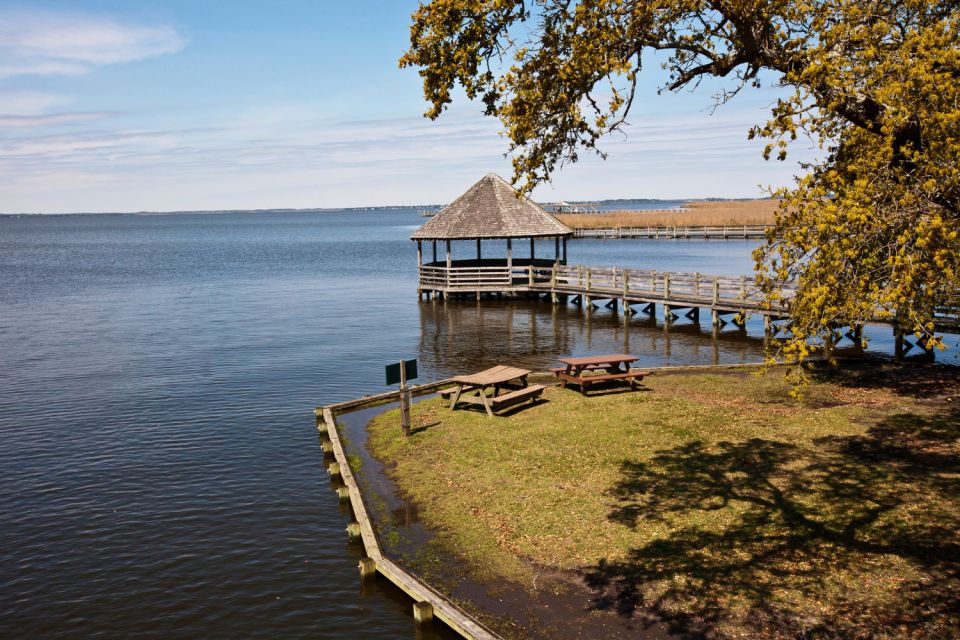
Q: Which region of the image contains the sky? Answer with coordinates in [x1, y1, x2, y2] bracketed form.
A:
[0, 1, 820, 213]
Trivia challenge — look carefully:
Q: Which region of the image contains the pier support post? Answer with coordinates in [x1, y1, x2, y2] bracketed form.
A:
[712, 309, 720, 326]
[327, 462, 341, 478]
[358, 557, 376, 579]
[346, 522, 362, 542]
[413, 601, 434, 625]
[664, 304, 672, 327]
[337, 487, 351, 503]
[315, 411, 327, 435]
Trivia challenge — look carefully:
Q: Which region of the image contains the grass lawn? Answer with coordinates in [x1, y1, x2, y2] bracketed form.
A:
[367, 363, 960, 639]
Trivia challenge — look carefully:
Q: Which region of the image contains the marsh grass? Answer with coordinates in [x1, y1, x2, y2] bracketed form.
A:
[367, 364, 960, 638]
[557, 199, 780, 229]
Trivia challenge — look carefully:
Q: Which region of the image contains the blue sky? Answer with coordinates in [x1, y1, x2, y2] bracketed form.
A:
[0, 1, 818, 213]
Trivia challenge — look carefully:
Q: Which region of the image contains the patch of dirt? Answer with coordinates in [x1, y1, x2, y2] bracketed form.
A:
[448, 563, 681, 640]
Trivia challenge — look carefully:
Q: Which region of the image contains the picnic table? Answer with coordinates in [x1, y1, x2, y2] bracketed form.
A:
[552, 354, 650, 395]
[441, 365, 545, 417]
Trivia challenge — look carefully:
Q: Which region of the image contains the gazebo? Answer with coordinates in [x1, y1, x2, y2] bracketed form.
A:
[411, 173, 574, 299]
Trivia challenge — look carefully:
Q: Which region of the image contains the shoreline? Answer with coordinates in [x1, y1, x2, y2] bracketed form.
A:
[360, 360, 960, 639]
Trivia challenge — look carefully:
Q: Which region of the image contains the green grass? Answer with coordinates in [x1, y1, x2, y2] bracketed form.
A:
[367, 364, 960, 638]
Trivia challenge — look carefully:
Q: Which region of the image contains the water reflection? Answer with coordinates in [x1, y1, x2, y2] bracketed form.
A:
[416, 297, 771, 372]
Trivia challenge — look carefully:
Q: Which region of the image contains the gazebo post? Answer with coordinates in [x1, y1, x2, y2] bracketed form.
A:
[432, 240, 437, 264]
[446, 240, 452, 269]
[476, 238, 481, 263]
[555, 236, 560, 262]
[562, 237, 568, 264]
[507, 239, 513, 270]
[530, 237, 535, 261]
[416, 240, 424, 300]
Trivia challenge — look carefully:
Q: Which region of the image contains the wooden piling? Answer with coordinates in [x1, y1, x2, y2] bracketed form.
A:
[359, 557, 377, 579]
[337, 487, 351, 502]
[327, 462, 341, 478]
[346, 521, 362, 542]
[413, 601, 434, 624]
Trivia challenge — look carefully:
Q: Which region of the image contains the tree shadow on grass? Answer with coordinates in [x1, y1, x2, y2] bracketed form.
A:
[808, 361, 960, 400]
[584, 409, 960, 638]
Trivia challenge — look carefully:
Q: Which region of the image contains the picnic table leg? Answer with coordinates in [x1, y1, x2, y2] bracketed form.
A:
[449, 384, 464, 410]
[576, 366, 588, 395]
[479, 387, 495, 418]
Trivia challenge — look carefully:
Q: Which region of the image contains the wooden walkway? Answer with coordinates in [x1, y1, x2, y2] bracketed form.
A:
[417, 263, 960, 354]
[572, 224, 771, 239]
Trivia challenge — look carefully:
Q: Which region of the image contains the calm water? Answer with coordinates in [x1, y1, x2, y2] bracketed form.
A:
[1, 210, 954, 638]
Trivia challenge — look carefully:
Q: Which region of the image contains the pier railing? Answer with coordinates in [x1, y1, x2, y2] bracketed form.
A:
[572, 224, 772, 239]
[419, 262, 797, 310]
[541, 265, 796, 308]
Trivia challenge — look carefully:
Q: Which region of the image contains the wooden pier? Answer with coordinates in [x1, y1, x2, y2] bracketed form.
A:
[572, 224, 771, 239]
[417, 262, 960, 356]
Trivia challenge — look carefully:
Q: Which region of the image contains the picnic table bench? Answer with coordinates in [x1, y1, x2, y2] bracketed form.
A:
[552, 354, 650, 395]
[444, 365, 545, 417]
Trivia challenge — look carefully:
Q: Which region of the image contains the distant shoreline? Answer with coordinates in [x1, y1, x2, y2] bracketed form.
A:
[0, 197, 774, 217]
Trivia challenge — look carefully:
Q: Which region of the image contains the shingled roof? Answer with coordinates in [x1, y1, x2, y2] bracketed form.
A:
[411, 173, 573, 240]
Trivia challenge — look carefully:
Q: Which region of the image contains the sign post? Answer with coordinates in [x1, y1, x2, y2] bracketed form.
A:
[385, 359, 418, 436]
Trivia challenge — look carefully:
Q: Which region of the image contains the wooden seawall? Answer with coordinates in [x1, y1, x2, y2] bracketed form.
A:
[316, 381, 504, 640]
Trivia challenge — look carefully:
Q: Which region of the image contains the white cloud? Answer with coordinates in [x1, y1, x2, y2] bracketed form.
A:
[0, 98, 819, 212]
[0, 59, 87, 79]
[0, 9, 184, 77]
[0, 90, 70, 115]
[0, 111, 110, 127]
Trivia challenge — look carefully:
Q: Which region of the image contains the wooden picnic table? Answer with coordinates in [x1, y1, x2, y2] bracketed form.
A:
[552, 354, 650, 395]
[443, 365, 544, 417]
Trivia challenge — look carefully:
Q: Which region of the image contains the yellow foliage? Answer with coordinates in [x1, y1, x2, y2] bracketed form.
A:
[402, 1, 960, 364]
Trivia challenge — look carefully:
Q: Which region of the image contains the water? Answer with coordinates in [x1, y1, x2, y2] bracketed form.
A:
[0, 210, 955, 638]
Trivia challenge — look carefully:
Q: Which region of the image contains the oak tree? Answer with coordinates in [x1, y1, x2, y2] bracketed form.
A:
[401, 0, 960, 363]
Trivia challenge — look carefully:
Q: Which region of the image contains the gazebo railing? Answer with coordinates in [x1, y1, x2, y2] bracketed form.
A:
[419, 264, 513, 288]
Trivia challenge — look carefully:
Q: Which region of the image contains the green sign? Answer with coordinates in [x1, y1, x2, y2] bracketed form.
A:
[385, 359, 418, 386]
